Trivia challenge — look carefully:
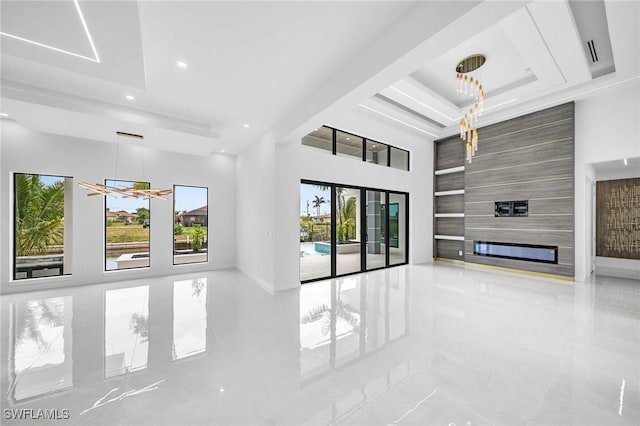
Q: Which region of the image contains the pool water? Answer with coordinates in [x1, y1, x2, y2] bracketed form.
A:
[300, 242, 328, 257]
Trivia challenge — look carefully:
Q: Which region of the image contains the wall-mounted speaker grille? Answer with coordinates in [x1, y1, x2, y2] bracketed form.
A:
[587, 40, 599, 63]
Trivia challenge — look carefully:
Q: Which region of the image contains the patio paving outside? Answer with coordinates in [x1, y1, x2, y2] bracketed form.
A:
[300, 243, 406, 281]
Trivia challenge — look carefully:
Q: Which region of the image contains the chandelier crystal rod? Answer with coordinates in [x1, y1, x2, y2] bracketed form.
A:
[455, 54, 486, 163]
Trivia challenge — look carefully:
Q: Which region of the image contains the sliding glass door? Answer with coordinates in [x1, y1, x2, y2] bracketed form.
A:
[336, 186, 361, 276]
[299, 183, 333, 281]
[300, 180, 408, 283]
[389, 192, 408, 266]
[365, 190, 386, 270]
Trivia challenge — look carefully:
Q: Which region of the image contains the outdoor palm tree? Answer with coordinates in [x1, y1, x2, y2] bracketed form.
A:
[15, 174, 64, 256]
[342, 196, 357, 239]
[312, 195, 326, 219]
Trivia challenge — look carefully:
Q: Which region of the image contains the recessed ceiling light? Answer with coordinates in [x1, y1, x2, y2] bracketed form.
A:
[243, 123, 250, 128]
[219, 386, 225, 393]
[624, 158, 628, 166]
[176, 60, 188, 69]
[221, 149, 225, 153]
[346, 137, 350, 141]
[372, 144, 376, 148]
[0, 112, 8, 118]
[126, 95, 135, 101]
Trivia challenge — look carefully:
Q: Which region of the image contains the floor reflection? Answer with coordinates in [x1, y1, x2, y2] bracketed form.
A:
[7, 296, 72, 402]
[104, 286, 150, 378]
[300, 269, 409, 381]
[173, 278, 208, 360]
[0, 267, 637, 426]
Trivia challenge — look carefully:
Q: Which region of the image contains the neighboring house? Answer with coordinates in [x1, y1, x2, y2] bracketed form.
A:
[317, 213, 332, 223]
[107, 210, 136, 224]
[179, 206, 208, 227]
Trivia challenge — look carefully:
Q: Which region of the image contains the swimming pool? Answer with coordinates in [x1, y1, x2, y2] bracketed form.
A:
[300, 242, 328, 257]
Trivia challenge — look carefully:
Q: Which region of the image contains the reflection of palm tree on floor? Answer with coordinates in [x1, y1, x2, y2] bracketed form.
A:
[301, 289, 360, 338]
[8, 298, 66, 403]
[129, 313, 150, 343]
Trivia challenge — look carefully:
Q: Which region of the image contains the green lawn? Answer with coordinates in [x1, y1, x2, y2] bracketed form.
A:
[106, 224, 150, 243]
[104, 224, 207, 243]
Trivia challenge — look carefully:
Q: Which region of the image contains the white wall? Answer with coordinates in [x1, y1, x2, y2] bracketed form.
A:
[1, 120, 236, 294]
[238, 109, 433, 293]
[235, 138, 277, 293]
[574, 80, 640, 281]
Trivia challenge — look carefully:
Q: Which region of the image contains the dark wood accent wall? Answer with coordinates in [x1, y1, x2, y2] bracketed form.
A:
[464, 103, 575, 276]
[433, 136, 465, 261]
[596, 178, 640, 259]
[434, 103, 575, 277]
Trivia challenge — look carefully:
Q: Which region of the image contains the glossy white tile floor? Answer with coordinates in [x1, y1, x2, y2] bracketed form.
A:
[1, 264, 638, 425]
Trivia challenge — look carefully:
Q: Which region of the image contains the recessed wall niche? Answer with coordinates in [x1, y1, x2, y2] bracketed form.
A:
[596, 177, 640, 260]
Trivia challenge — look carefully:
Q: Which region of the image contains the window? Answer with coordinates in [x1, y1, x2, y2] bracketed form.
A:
[105, 179, 150, 271]
[335, 186, 361, 276]
[301, 126, 333, 153]
[301, 126, 409, 171]
[173, 185, 208, 265]
[14, 173, 72, 280]
[390, 147, 409, 170]
[300, 183, 333, 281]
[300, 179, 409, 283]
[388, 193, 408, 265]
[336, 130, 363, 160]
[365, 140, 388, 165]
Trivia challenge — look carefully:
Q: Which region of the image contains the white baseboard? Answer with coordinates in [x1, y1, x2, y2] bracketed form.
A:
[595, 257, 640, 280]
[237, 267, 275, 295]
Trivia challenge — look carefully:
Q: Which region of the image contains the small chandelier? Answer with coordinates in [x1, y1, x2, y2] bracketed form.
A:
[79, 131, 172, 200]
[455, 54, 485, 163]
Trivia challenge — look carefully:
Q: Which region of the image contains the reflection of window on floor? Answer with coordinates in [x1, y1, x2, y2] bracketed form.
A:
[299, 271, 408, 383]
[303, 361, 410, 425]
[14, 173, 73, 281]
[104, 286, 149, 378]
[8, 296, 73, 403]
[173, 278, 208, 360]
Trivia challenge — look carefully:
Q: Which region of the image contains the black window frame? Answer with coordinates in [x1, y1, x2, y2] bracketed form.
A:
[302, 125, 410, 171]
[300, 179, 409, 284]
[104, 178, 151, 272]
[172, 184, 209, 266]
[12, 172, 72, 281]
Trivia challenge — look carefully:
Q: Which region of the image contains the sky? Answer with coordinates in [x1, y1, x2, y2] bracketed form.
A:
[39, 175, 65, 186]
[300, 184, 331, 217]
[104, 181, 207, 213]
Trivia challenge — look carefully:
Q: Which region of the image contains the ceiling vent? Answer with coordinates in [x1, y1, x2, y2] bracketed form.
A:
[569, 0, 615, 78]
[586, 40, 598, 63]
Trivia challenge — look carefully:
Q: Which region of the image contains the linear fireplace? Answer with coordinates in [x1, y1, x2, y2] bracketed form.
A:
[474, 241, 558, 264]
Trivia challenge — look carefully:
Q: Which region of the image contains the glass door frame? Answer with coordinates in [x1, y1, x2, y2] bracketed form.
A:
[300, 179, 409, 284]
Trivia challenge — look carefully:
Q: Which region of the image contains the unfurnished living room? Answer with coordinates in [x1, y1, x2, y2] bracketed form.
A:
[0, 1, 639, 425]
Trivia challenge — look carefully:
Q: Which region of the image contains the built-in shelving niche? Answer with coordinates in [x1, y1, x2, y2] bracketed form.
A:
[433, 137, 465, 261]
[433, 102, 575, 278]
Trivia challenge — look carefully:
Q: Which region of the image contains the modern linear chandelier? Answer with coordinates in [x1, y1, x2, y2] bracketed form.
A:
[456, 54, 485, 163]
[78, 132, 172, 199]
